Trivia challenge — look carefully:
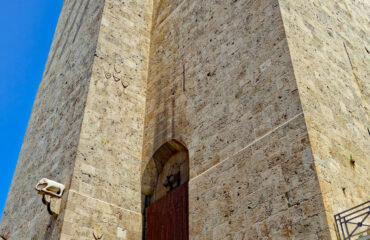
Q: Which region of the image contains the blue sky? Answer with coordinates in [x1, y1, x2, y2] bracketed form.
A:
[0, 0, 63, 219]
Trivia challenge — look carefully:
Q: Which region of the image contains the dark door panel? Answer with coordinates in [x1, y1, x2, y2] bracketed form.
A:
[146, 183, 189, 240]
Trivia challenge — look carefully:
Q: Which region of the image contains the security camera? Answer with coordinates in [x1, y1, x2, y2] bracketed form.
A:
[35, 178, 65, 216]
[35, 178, 65, 198]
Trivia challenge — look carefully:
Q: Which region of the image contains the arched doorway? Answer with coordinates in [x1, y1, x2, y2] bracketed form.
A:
[141, 140, 189, 240]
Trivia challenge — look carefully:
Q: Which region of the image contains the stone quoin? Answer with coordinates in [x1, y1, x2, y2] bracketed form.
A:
[0, 0, 369, 239]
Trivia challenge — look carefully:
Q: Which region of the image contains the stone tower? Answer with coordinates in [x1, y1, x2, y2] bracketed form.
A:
[0, 0, 368, 239]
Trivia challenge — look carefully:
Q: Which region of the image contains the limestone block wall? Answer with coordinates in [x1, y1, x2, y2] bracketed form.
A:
[143, 0, 330, 239]
[0, 0, 105, 239]
[2, 0, 366, 239]
[279, 0, 370, 237]
[59, 0, 153, 239]
[190, 115, 330, 239]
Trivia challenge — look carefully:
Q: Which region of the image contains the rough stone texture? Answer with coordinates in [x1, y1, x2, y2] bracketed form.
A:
[1, 0, 368, 239]
[189, 115, 330, 240]
[143, 0, 304, 177]
[0, 0, 104, 239]
[279, 0, 370, 237]
[59, 0, 153, 239]
[143, 0, 329, 239]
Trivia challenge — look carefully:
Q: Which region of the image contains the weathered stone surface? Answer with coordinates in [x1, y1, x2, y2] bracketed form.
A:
[60, 0, 153, 238]
[189, 115, 330, 239]
[0, 0, 104, 239]
[143, 0, 328, 239]
[143, 0, 303, 178]
[279, 0, 370, 237]
[1, 0, 368, 239]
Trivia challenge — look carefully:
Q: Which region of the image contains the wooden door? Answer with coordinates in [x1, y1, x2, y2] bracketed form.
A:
[146, 183, 189, 240]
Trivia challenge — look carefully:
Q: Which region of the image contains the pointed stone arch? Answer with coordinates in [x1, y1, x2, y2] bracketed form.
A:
[141, 139, 189, 239]
[142, 139, 189, 204]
